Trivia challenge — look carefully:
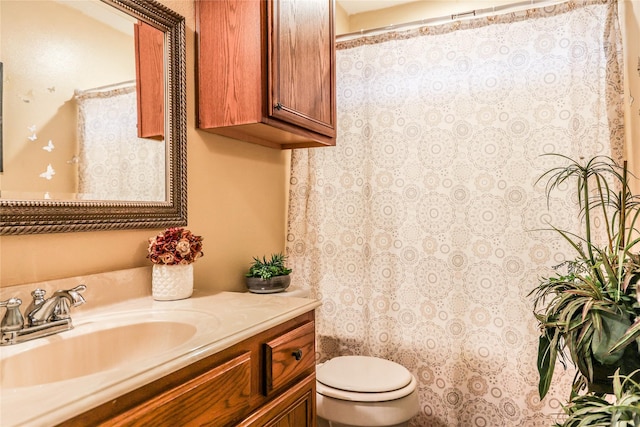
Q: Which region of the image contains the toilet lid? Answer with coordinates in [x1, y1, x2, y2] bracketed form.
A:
[316, 356, 413, 393]
[316, 373, 417, 402]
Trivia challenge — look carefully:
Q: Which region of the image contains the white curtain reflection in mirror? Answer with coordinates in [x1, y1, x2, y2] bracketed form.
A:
[75, 82, 165, 201]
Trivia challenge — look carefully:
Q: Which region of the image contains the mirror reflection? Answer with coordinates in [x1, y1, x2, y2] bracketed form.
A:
[0, 0, 166, 202]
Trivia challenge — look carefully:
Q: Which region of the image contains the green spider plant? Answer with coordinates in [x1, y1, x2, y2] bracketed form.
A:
[531, 155, 640, 400]
[557, 370, 640, 426]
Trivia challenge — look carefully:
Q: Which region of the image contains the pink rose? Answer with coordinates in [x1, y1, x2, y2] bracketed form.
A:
[160, 253, 176, 264]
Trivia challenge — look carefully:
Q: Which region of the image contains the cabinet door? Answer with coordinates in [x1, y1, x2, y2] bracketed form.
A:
[268, 0, 335, 138]
[239, 373, 316, 427]
[106, 352, 252, 426]
[134, 21, 164, 140]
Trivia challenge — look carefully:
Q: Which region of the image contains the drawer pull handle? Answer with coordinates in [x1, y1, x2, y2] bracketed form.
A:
[292, 349, 303, 361]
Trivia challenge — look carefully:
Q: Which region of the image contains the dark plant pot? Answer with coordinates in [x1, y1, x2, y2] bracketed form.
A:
[585, 346, 640, 394]
[245, 275, 291, 294]
[587, 362, 618, 394]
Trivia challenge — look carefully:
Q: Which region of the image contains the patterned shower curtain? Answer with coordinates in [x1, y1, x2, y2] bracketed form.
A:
[75, 85, 165, 201]
[286, 1, 625, 425]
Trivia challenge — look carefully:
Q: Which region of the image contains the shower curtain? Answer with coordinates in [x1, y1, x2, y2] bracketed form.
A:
[75, 85, 165, 201]
[286, 1, 625, 425]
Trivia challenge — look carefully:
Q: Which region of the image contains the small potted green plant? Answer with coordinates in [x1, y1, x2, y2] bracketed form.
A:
[245, 253, 292, 293]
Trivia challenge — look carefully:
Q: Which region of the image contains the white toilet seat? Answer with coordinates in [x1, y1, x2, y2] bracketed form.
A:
[316, 356, 417, 402]
[317, 374, 417, 402]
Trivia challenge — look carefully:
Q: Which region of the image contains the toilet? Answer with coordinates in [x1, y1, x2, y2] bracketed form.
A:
[316, 356, 420, 427]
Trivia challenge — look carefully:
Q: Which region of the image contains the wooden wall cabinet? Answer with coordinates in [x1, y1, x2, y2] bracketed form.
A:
[60, 312, 316, 427]
[196, 0, 336, 149]
[134, 21, 164, 140]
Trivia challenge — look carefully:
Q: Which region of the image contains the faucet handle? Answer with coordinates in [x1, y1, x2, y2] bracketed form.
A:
[0, 298, 24, 332]
[0, 298, 20, 307]
[68, 284, 87, 306]
[0, 297, 22, 310]
[70, 284, 87, 294]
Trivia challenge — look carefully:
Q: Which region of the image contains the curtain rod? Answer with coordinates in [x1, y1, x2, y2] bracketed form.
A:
[337, 0, 569, 40]
[77, 79, 136, 94]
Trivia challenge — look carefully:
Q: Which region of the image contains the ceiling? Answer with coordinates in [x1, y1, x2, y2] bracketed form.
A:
[337, 0, 418, 16]
[55, 0, 136, 35]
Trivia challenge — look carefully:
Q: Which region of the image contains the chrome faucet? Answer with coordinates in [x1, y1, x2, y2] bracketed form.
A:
[0, 285, 87, 345]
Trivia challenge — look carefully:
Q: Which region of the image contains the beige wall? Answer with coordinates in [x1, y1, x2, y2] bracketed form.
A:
[621, 1, 640, 193]
[335, 2, 350, 35]
[0, 0, 289, 291]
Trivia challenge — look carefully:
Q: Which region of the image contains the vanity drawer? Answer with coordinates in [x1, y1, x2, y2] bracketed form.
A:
[107, 351, 252, 426]
[264, 321, 315, 395]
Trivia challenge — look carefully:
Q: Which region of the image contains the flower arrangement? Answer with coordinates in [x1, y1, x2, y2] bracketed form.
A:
[147, 227, 204, 265]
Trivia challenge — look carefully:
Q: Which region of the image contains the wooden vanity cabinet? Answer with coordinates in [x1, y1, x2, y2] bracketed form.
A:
[59, 311, 316, 427]
[196, 0, 336, 149]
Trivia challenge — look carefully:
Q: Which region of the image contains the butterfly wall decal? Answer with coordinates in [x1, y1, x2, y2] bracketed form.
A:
[18, 90, 34, 103]
[27, 133, 37, 142]
[39, 164, 55, 180]
[42, 140, 54, 152]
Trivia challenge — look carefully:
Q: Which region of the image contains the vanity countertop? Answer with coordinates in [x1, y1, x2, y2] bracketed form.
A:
[0, 290, 320, 427]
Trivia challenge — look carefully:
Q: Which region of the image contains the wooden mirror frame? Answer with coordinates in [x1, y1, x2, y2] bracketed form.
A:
[0, 0, 187, 235]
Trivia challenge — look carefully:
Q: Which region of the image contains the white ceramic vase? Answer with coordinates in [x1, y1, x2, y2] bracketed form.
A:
[152, 263, 194, 300]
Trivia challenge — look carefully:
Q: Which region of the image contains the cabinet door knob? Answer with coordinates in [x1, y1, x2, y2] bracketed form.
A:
[292, 349, 303, 361]
[274, 103, 283, 111]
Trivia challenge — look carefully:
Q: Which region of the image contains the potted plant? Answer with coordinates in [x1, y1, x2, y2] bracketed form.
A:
[245, 253, 292, 293]
[531, 155, 640, 400]
[556, 370, 640, 426]
[147, 227, 204, 300]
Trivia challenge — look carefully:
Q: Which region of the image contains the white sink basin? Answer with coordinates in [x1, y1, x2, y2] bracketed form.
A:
[0, 309, 215, 388]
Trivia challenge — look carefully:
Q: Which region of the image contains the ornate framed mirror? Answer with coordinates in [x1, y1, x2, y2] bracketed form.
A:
[0, 0, 186, 235]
